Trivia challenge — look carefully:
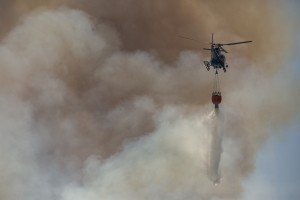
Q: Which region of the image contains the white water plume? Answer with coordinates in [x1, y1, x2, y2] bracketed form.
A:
[208, 108, 223, 185]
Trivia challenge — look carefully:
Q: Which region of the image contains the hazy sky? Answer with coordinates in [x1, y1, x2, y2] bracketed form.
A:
[243, 124, 300, 200]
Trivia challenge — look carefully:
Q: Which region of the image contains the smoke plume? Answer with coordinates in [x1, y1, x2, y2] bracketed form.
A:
[0, 1, 298, 200]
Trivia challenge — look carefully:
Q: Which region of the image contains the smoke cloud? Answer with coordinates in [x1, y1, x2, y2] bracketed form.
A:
[0, 1, 298, 200]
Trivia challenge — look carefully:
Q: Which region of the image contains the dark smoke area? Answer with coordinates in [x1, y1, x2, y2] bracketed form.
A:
[0, 0, 295, 64]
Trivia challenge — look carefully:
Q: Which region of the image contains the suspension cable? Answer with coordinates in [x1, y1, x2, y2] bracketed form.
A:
[213, 70, 221, 93]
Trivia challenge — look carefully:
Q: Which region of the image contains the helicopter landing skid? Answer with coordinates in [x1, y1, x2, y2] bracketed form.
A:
[203, 61, 210, 71]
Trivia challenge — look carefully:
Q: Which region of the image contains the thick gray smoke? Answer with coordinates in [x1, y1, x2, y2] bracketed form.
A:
[0, 2, 298, 200]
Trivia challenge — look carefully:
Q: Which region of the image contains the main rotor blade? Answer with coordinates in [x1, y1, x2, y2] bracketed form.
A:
[219, 46, 228, 53]
[203, 48, 211, 51]
[177, 35, 202, 43]
[220, 41, 252, 46]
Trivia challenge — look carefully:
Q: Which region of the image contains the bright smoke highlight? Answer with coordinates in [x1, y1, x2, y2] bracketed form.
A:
[0, 1, 298, 200]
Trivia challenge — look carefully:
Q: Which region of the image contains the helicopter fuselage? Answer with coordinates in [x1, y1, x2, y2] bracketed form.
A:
[211, 47, 226, 69]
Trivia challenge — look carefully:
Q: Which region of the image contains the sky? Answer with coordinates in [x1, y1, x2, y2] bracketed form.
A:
[243, 124, 300, 200]
[0, 1, 299, 200]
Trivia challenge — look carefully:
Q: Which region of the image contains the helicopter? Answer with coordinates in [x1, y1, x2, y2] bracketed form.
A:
[179, 33, 252, 72]
[203, 33, 252, 72]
